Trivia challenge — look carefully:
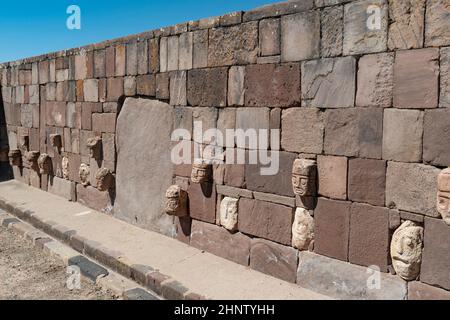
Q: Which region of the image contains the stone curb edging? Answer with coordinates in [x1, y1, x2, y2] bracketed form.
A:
[0, 197, 205, 300]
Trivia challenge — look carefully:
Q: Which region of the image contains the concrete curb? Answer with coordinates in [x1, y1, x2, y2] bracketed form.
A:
[0, 198, 206, 300]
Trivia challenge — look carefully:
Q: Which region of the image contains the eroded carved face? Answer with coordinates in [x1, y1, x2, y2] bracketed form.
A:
[62, 156, 70, 180]
[87, 137, 102, 159]
[390, 221, 423, 281]
[164, 185, 187, 217]
[292, 208, 314, 250]
[95, 168, 114, 191]
[292, 159, 317, 196]
[19, 135, 29, 152]
[8, 150, 22, 167]
[220, 197, 238, 231]
[49, 134, 62, 149]
[191, 162, 211, 184]
[79, 163, 90, 186]
[25, 151, 40, 171]
[37, 153, 52, 175]
[437, 168, 450, 225]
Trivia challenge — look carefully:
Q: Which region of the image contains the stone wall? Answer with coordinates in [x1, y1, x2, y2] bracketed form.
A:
[1, 0, 450, 299]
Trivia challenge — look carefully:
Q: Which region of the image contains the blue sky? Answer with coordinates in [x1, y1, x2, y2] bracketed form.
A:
[0, 0, 279, 63]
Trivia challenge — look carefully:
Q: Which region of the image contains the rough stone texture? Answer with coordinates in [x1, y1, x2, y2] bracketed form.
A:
[228, 66, 245, 107]
[148, 38, 159, 73]
[259, 18, 280, 56]
[208, 22, 258, 66]
[115, 98, 175, 236]
[250, 239, 297, 283]
[238, 198, 293, 246]
[126, 42, 138, 75]
[349, 203, 390, 271]
[343, 0, 388, 55]
[235, 108, 270, 149]
[356, 52, 394, 108]
[179, 32, 193, 70]
[47, 176, 75, 201]
[421, 217, 450, 290]
[423, 109, 450, 167]
[167, 36, 179, 72]
[187, 68, 227, 107]
[291, 207, 314, 250]
[324, 108, 383, 158]
[281, 108, 323, 154]
[425, 0, 450, 47]
[156, 73, 170, 100]
[441, 47, 450, 108]
[169, 71, 187, 106]
[386, 162, 440, 217]
[348, 158, 386, 207]
[302, 57, 356, 108]
[190, 220, 250, 266]
[107, 77, 124, 101]
[388, 0, 425, 50]
[317, 155, 347, 200]
[83, 79, 98, 102]
[393, 48, 439, 109]
[321, 6, 343, 58]
[115, 44, 126, 76]
[281, 11, 320, 62]
[297, 251, 407, 300]
[243, 0, 313, 22]
[76, 184, 111, 213]
[46, 102, 66, 127]
[187, 182, 216, 224]
[193, 30, 208, 69]
[382, 109, 423, 162]
[408, 281, 450, 300]
[314, 198, 351, 262]
[92, 113, 116, 133]
[245, 63, 300, 107]
[219, 197, 238, 231]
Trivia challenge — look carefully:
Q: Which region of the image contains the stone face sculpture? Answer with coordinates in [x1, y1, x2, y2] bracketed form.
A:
[8, 150, 22, 167]
[292, 159, 317, 196]
[164, 185, 188, 217]
[49, 134, 62, 150]
[390, 220, 423, 281]
[62, 156, 70, 179]
[19, 134, 29, 152]
[191, 161, 211, 184]
[220, 197, 238, 231]
[79, 163, 90, 186]
[95, 168, 114, 191]
[25, 151, 40, 171]
[87, 137, 102, 160]
[292, 207, 315, 250]
[37, 153, 52, 175]
[437, 168, 450, 225]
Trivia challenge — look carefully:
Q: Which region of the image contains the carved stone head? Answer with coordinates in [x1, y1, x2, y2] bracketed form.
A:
[220, 197, 238, 231]
[390, 220, 423, 281]
[292, 208, 315, 250]
[191, 161, 211, 184]
[62, 156, 70, 180]
[437, 168, 450, 225]
[25, 151, 40, 171]
[8, 150, 22, 167]
[49, 134, 62, 151]
[37, 153, 52, 175]
[19, 134, 29, 152]
[164, 185, 188, 217]
[87, 137, 102, 160]
[79, 163, 90, 186]
[95, 168, 114, 191]
[292, 159, 317, 196]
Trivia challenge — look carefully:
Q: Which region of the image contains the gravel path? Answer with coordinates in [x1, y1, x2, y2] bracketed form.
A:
[0, 225, 116, 300]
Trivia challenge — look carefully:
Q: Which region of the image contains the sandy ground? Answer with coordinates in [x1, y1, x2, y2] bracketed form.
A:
[0, 225, 116, 300]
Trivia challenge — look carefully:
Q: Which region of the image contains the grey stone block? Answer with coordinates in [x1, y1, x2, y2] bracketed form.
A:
[124, 288, 159, 300]
[68, 255, 109, 282]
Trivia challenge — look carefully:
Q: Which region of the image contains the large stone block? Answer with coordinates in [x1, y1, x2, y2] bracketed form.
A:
[321, 6, 343, 57]
[126, 42, 138, 75]
[386, 162, 440, 217]
[388, 0, 425, 50]
[281, 11, 320, 62]
[317, 155, 347, 200]
[382, 109, 423, 162]
[83, 79, 99, 102]
[190, 220, 251, 266]
[238, 198, 293, 246]
[356, 52, 394, 108]
[227, 66, 245, 107]
[169, 71, 186, 106]
[92, 113, 116, 133]
[281, 108, 323, 154]
[408, 281, 450, 300]
[235, 108, 270, 149]
[46, 102, 66, 126]
[107, 77, 124, 101]
[425, 0, 450, 47]
[301, 57, 356, 108]
[106, 47, 115, 78]
[343, 0, 388, 55]
[349, 203, 390, 271]
[193, 30, 208, 69]
[187, 182, 217, 224]
[297, 251, 407, 300]
[324, 108, 383, 158]
[136, 74, 156, 96]
[167, 36, 179, 72]
[423, 109, 450, 167]
[48, 176, 76, 201]
[187, 68, 227, 107]
[348, 158, 386, 207]
[421, 217, 450, 290]
[259, 18, 280, 56]
[393, 48, 439, 109]
[115, 44, 126, 76]
[149, 38, 159, 73]
[250, 238, 298, 283]
[114, 98, 175, 236]
[245, 63, 300, 107]
[179, 32, 193, 70]
[441, 47, 450, 108]
[76, 184, 112, 213]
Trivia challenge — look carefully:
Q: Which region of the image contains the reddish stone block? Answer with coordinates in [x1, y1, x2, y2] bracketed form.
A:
[245, 63, 300, 107]
[115, 44, 126, 76]
[107, 77, 124, 101]
[317, 155, 347, 200]
[348, 158, 386, 207]
[423, 109, 450, 167]
[92, 113, 116, 133]
[105, 46, 115, 77]
[148, 38, 159, 73]
[408, 281, 450, 300]
[250, 238, 297, 283]
[187, 182, 216, 224]
[187, 68, 227, 107]
[175, 216, 191, 244]
[94, 49, 106, 78]
[314, 198, 351, 262]
[81, 102, 102, 130]
[76, 184, 112, 213]
[68, 153, 81, 183]
[238, 198, 293, 246]
[224, 164, 245, 188]
[46, 101, 66, 126]
[136, 74, 156, 96]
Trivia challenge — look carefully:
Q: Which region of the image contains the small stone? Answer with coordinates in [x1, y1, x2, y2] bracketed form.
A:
[292, 208, 314, 251]
[219, 197, 238, 231]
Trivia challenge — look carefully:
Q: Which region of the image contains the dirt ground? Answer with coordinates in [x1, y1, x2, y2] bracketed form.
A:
[0, 225, 116, 300]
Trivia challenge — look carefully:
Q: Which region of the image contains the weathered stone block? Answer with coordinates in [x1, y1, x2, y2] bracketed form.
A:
[425, 0, 450, 47]
[228, 66, 245, 106]
[259, 18, 280, 56]
[187, 68, 227, 107]
[393, 48, 439, 109]
[388, 0, 425, 50]
[107, 77, 123, 101]
[317, 155, 347, 200]
[156, 73, 170, 100]
[238, 198, 293, 246]
[386, 162, 440, 217]
[343, 0, 388, 55]
[148, 38, 159, 74]
[314, 198, 351, 261]
[245, 63, 300, 107]
[179, 32, 193, 70]
[94, 49, 106, 78]
[167, 36, 179, 71]
[81, 102, 102, 130]
[190, 220, 250, 266]
[408, 281, 450, 300]
[46, 102, 66, 126]
[169, 71, 186, 106]
[76, 184, 111, 213]
[441, 47, 450, 108]
[321, 6, 343, 57]
[187, 182, 216, 224]
[356, 52, 394, 108]
[281, 11, 320, 62]
[235, 108, 270, 149]
[115, 44, 126, 76]
[126, 42, 138, 75]
[136, 74, 155, 96]
[250, 239, 297, 283]
[193, 30, 208, 69]
[382, 109, 423, 162]
[83, 79, 98, 102]
[243, 0, 313, 21]
[124, 76, 136, 96]
[47, 176, 76, 201]
[423, 109, 450, 167]
[92, 113, 116, 133]
[302, 57, 356, 108]
[348, 158, 386, 207]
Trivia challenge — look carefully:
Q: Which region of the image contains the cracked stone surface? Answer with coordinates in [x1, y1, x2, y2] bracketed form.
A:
[425, 0, 450, 47]
[388, 0, 425, 50]
[321, 6, 343, 57]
